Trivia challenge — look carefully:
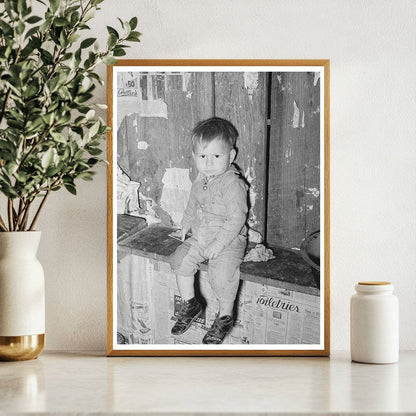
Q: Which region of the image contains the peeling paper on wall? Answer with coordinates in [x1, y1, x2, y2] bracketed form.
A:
[117, 98, 140, 130]
[137, 141, 149, 150]
[292, 101, 305, 129]
[160, 168, 192, 227]
[183, 73, 192, 92]
[140, 99, 168, 119]
[244, 166, 260, 228]
[116, 98, 168, 130]
[244, 166, 257, 208]
[305, 187, 320, 198]
[292, 101, 300, 128]
[244, 72, 259, 100]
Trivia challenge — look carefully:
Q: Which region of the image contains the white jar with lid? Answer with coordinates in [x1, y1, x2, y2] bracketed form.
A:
[350, 281, 399, 364]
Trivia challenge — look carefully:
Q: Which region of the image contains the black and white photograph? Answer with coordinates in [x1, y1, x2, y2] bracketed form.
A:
[107, 61, 329, 356]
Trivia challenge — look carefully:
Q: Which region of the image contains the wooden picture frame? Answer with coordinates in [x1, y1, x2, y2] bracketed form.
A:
[107, 60, 330, 356]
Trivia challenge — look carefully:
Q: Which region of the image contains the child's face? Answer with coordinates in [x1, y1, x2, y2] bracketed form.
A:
[193, 138, 236, 178]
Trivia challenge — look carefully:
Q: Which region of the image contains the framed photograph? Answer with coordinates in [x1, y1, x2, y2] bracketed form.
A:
[107, 60, 330, 356]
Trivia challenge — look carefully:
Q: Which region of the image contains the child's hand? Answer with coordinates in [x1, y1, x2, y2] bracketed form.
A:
[203, 240, 225, 260]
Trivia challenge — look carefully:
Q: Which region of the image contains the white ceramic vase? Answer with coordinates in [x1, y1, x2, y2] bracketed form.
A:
[0, 231, 45, 361]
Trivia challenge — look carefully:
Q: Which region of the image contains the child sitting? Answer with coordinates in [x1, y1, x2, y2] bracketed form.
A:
[169, 117, 248, 344]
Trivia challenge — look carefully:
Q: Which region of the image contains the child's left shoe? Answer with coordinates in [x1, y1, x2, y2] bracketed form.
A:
[202, 315, 233, 344]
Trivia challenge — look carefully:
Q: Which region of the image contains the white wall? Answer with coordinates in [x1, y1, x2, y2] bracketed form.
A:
[36, 0, 416, 351]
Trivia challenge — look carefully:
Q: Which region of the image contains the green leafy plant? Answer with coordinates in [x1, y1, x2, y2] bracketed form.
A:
[0, 0, 140, 231]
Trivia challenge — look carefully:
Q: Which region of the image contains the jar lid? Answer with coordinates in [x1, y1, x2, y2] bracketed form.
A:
[355, 281, 394, 293]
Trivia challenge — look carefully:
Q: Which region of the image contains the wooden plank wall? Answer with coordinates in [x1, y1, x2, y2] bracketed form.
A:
[267, 72, 321, 249]
[117, 72, 213, 206]
[214, 72, 267, 237]
[117, 71, 320, 249]
[117, 71, 266, 236]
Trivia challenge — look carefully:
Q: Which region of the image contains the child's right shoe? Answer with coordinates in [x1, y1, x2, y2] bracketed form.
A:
[171, 297, 203, 336]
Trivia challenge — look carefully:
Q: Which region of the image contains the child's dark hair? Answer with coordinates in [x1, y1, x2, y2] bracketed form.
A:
[191, 117, 238, 151]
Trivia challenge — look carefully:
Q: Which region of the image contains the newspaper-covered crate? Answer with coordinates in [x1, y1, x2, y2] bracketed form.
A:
[117, 255, 320, 345]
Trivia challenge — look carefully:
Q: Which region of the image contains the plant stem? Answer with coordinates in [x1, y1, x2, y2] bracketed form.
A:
[20, 200, 33, 231]
[29, 189, 50, 231]
[18, 120, 58, 169]
[15, 199, 28, 231]
[0, 214, 8, 232]
[0, 88, 12, 126]
[14, 199, 23, 230]
[7, 199, 14, 231]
